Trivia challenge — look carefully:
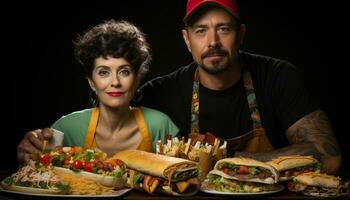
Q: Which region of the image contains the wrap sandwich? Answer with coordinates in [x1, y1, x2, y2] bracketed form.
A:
[203, 157, 280, 193]
[287, 172, 343, 195]
[111, 149, 200, 196]
[266, 155, 322, 181]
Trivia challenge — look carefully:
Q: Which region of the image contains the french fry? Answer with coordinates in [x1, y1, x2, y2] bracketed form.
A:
[184, 138, 191, 155]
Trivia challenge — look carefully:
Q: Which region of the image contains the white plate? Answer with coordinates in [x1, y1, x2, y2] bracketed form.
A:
[200, 183, 284, 196]
[0, 186, 130, 198]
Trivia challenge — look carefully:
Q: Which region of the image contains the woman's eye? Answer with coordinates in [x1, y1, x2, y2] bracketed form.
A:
[119, 69, 130, 76]
[97, 70, 110, 76]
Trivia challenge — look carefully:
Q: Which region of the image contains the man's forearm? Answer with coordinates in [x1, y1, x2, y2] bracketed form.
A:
[235, 142, 321, 162]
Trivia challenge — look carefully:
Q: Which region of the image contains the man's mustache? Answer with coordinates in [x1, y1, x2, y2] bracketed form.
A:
[201, 48, 228, 59]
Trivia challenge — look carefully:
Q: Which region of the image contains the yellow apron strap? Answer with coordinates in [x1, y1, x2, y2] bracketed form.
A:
[132, 107, 152, 152]
[83, 107, 99, 149]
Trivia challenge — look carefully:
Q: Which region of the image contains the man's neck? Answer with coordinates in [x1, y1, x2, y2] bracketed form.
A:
[198, 66, 241, 90]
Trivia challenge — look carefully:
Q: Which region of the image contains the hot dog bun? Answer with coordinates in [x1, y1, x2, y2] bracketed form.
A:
[53, 167, 126, 189]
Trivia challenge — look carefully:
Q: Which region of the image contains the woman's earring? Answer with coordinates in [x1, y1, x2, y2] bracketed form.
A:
[89, 91, 99, 107]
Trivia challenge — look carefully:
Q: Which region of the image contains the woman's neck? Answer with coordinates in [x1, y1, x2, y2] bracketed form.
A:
[98, 105, 133, 133]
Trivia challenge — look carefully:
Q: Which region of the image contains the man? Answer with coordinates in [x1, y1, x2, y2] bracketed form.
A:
[134, 0, 341, 174]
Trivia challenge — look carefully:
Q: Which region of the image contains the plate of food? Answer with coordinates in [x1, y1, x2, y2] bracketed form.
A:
[201, 180, 284, 196]
[287, 172, 350, 198]
[0, 186, 130, 198]
[0, 146, 130, 198]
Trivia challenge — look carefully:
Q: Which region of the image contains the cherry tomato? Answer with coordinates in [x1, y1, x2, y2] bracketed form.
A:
[39, 154, 52, 165]
[72, 160, 84, 169]
[94, 159, 104, 170]
[84, 161, 94, 172]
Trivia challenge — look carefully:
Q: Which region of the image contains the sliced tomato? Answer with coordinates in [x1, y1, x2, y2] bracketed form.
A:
[222, 167, 230, 174]
[238, 166, 249, 174]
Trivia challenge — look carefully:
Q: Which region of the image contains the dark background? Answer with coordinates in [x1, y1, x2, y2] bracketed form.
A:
[5, 1, 346, 171]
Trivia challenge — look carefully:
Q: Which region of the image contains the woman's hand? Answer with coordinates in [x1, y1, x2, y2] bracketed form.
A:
[17, 128, 54, 165]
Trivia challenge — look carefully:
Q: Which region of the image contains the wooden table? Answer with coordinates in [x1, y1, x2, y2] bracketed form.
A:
[1, 170, 349, 200]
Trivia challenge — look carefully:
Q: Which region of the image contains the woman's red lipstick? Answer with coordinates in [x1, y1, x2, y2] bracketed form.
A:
[107, 92, 124, 97]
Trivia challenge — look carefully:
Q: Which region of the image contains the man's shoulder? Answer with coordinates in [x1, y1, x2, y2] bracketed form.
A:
[240, 51, 295, 68]
[240, 51, 298, 75]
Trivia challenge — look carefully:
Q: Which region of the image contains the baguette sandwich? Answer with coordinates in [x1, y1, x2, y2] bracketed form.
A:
[267, 155, 322, 181]
[37, 146, 127, 189]
[203, 157, 280, 193]
[111, 149, 200, 196]
[287, 172, 341, 194]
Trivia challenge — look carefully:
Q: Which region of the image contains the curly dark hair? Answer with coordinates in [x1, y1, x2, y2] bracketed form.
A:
[74, 19, 151, 81]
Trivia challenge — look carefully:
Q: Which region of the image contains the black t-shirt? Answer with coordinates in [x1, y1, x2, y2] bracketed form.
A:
[134, 51, 319, 148]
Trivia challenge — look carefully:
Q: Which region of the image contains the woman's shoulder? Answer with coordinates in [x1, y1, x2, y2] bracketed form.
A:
[53, 108, 93, 125]
[59, 108, 93, 119]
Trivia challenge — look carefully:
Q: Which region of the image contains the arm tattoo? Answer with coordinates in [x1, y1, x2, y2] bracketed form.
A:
[235, 110, 341, 162]
[287, 110, 340, 157]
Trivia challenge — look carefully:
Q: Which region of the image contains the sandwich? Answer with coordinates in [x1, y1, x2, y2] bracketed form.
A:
[266, 155, 322, 181]
[1, 163, 70, 194]
[287, 172, 341, 194]
[213, 157, 279, 184]
[203, 157, 280, 193]
[111, 149, 200, 196]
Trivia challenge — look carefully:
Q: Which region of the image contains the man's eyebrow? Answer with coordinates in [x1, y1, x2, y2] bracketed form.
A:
[191, 24, 208, 29]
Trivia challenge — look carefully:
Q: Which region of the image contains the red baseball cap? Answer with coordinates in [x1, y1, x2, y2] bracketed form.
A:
[183, 0, 239, 23]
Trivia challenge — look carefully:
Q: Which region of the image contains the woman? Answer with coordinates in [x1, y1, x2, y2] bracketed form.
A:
[17, 20, 178, 163]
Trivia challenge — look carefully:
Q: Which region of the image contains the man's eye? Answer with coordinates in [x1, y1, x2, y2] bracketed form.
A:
[219, 26, 232, 33]
[195, 29, 206, 35]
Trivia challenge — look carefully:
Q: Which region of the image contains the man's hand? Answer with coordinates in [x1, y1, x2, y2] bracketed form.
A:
[17, 128, 54, 164]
